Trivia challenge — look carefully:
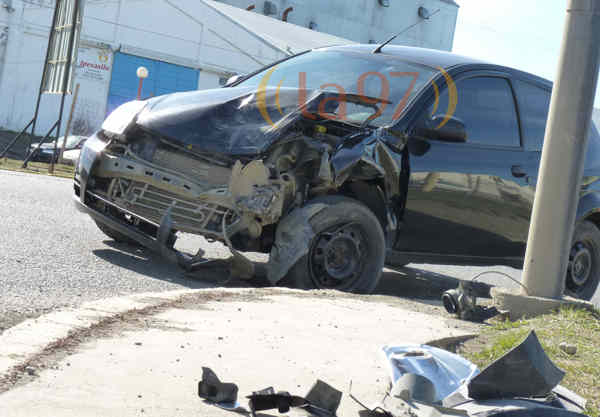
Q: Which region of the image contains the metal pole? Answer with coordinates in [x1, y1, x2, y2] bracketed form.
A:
[50, 0, 80, 174]
[137, 78, 143, 100]
[22, 120, 59, 168]
[29, 0, 61, 151]
[521, 0, 600, 298]
[59, 82, 79, 163]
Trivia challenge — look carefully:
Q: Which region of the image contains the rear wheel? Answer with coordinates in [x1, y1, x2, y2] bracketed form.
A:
[283, 196, 386, 294]
[566, 220, 600, 300]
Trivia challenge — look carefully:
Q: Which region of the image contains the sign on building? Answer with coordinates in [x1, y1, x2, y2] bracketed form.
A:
[71, 44, 114, 134]
[42, 0, 84, 94]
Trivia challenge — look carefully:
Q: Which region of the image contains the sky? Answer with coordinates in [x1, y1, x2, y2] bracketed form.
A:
[451, 0, 600, 107]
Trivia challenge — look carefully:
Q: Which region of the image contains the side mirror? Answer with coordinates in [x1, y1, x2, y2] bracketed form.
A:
[413, 115, 467, 143]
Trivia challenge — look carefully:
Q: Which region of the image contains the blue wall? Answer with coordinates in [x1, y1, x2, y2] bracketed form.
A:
[107, 52, 199, 116]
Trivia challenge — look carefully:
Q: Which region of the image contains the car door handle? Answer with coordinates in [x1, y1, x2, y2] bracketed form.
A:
[511, 165, 527, 178]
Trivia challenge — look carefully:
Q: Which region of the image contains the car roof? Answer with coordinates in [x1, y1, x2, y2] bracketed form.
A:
[320, 44, 487, 69]
[319, 44, 551, 87]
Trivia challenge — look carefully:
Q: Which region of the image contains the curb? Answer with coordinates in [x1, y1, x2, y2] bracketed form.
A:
[0, 289, 202, 378]
[491, 287, 596, 320]
[0, 287, 316, 380]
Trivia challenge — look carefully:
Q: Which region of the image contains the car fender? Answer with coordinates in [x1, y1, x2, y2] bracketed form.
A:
[576, 191, 600, 222]
[267, 201, 330, 284]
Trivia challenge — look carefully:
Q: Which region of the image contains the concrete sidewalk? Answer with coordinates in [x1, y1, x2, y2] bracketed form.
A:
[0, 288, 479, 417]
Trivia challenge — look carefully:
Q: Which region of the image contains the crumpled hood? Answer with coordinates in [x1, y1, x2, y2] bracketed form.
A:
[135, 86, 319, 156]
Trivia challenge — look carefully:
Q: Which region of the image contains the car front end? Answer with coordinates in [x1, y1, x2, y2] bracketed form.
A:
[75, 47, 436, 288]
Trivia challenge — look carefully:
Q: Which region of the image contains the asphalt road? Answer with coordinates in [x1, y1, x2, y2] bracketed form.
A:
[1, 169, 593, 332]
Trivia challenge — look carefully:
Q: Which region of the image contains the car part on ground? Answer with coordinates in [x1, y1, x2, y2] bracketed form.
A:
[381, 344, 480, 403]
[442, 280, 499, 322]
[198, 331, 587, 417]
[197, 367, 239, 405]
[197, 369, 342, 417]
[376, 331, 586, 416]
[467, 331, 565, 400]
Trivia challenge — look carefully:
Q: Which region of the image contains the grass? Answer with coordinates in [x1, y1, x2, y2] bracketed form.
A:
[0, 157, 74, 179]
[459, 307, 600, 417]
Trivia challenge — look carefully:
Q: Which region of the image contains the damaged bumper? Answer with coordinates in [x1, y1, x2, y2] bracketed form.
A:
[74, 131, 292, 278]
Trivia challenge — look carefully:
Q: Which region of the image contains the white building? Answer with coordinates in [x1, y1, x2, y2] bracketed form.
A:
[216, 0, 459, 50]
[0, 0, 458, 136]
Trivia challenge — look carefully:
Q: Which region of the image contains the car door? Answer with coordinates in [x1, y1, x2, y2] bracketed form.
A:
[395, 73, 533, 260]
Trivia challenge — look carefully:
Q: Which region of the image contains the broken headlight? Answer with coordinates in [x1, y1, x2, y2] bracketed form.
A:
[102, 100, 148, 135]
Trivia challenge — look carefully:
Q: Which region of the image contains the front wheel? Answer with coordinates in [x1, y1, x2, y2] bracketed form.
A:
[282, 196, 386, 294]
[566, 220, 600, 300]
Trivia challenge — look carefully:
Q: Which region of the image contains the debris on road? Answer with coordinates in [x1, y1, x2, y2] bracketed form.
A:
[197, 367, 240, 410]
[381, 343, 479, 403]
[198, 367, 342, 416]
[248, 380, 342, 417]
[197, 331, 588, 416]
[380, 331, 586, 416]
[467, 330, 564, 400]
[198, 331, 586, 417]
[442, 280, 499, 322]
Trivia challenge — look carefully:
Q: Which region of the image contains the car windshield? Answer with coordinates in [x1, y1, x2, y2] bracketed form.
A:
[235, 49, 437, 126]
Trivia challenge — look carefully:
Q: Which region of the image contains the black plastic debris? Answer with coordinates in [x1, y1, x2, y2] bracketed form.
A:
[248, 387, 306, 415]
[197, 367, 239, 404]
[468, 331, 566, 400]
[304, 380, 344, 417]
[442, 280, 499, 322]
[247, 380, 342, 417]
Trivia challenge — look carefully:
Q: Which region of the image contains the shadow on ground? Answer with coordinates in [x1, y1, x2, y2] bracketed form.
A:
[95, 240, 460, 305]
[375, 267, 460, 299]
[93, 240, 259, 290]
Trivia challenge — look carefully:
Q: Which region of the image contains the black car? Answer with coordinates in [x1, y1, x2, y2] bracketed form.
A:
[29, 135, 88, 163]
[74, 45, 600, 300]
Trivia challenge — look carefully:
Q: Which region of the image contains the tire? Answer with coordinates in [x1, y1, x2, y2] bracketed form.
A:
[94, 220, 141, 246]
[282, 195, 386, 294]
[566, 220, 600, 300]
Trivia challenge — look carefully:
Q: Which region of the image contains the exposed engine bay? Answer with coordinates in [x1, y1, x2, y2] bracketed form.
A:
[74, 87, 408, 286]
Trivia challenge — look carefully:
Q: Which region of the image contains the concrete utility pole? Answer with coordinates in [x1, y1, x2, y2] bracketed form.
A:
[522, 0, 600, 298]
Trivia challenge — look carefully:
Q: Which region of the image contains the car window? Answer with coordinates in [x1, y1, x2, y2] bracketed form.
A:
[512, 80, 551, 151]
[235, 50, 436, 127]
[429, 76, 521, 147]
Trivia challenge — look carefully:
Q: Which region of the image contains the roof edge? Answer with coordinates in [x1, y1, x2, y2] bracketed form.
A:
[199, 0, 291, 57]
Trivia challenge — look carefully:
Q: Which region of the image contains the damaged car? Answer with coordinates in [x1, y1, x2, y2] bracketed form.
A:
[74, 44, 600, 298]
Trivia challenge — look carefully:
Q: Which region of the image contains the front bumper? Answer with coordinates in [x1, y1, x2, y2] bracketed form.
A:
[74, 132, 253, 276]
[74, 194, 173, 258]
[74, 132, 181, 264]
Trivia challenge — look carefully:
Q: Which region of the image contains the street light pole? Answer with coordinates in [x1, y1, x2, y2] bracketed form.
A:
[136, 66, 149, 100]
[521, 0, 600, 298]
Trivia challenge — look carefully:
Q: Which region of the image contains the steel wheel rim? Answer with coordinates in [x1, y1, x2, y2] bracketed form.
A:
[308, 223, 366, 289]
[568, 241, 593, 288]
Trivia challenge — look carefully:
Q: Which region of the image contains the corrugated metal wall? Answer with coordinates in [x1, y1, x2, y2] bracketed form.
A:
[106, 52, 199, 116]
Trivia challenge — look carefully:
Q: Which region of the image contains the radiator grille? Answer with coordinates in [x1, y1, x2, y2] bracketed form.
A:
[123, 181, 234, 236]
